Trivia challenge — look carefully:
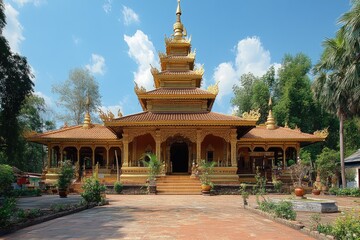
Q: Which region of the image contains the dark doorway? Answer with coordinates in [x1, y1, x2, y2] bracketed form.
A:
[170, 142, 188, 173]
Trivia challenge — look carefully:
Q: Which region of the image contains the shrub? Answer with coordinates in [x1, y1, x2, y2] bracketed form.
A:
[0, 197, 16, 227]
[272, 179, 283, 193]
[81, 177, 106, 204]
[57, 160, 74, 190]
[253, 168, 266, 195]
[114, 181, 123, 194]
[332, 210, 360, 240]
[329, 187, 360, 197]
[239, 183, 250, 207]
[258, 199, 296, 220]
[0, 164, 14, 197]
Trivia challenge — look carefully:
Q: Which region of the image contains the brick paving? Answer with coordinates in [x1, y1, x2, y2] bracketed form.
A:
[4, 195, 315, 240]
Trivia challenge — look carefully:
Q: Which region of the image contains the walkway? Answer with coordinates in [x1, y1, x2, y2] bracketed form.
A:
[4, 195, 314, 240]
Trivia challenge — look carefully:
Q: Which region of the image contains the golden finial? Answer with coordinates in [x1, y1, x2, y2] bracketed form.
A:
[117, 109, 123, 118]
[313, 128, 329, 138]
[173, 0, 184, 40]
[242, 109, 261, 121]
[266, 97, 276, 130]
[83, 93, 92, 128]
[207, 81, 219, 95]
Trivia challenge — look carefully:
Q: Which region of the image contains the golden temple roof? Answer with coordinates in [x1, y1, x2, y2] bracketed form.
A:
[137, 88, 215, 97]
[106, 111, 257, 127]
[241, 125, 326, 142]
[27, 124, 118, 143]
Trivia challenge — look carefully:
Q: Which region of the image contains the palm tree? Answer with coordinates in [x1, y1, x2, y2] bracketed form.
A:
[313, 0, 360, 187]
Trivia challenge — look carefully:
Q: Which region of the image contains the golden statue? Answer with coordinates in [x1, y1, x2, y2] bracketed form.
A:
[242, 109, 261, 121]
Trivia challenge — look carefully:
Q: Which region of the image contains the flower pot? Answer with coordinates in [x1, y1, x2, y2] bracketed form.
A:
[201, 184, 211, 193]
[58, 189, 68, 198]
[294, 187, 305, 197]
[312, 189, 321, 195]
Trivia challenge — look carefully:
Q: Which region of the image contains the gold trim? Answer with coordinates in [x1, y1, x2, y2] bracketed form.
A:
[242, 109, 260, 121]
[313, 128, 329, 138]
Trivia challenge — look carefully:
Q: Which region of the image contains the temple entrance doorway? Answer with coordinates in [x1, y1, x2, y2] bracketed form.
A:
[170, 142, 189, 173]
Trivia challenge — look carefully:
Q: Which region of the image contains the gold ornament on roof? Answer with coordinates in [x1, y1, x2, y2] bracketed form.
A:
[194, 64, 204, 75]
[313, 128, 329, 138]
[134, 81, 147, 94]
[158, 52, 166, 58]
[207, 81, 219, 95]
[150, 65, 159, 75]
[118, 109, 123, 118]
[242, 109, 260, 121]
[98, 108, 116, 122]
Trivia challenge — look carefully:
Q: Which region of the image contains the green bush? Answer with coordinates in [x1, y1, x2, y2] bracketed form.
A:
[10, 188, 42, 197]
[329, 187, 360, 197]
[332, 210, 360, 240]
[258, 199, 296, 221]
[57, 160, 74, 190]
[0, 164, 14, 197]
[317, 224, 333, 236]
[0, 197, 16, 227]
[114, 181, 123, 194]
[81, 177, 106, 204]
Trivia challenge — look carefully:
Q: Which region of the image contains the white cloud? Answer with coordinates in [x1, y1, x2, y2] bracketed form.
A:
[212, 36, 280, 101]
[34, 91, 54, 109]
[122, 5, 140, 26]
[11, 0, 46, 7]
[103, 0, 112, 14]
[85, 54, 106, 75]
[3, 3, 24, 53]
[124, 30, 159, 90]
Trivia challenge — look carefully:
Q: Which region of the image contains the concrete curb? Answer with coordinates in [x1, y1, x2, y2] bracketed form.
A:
[245, 206, 335, 240]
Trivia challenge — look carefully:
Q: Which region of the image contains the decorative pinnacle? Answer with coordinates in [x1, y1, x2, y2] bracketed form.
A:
[173, 0, 184, 39]
[83, 92, 92, 129]
[266, 97, 275, 130]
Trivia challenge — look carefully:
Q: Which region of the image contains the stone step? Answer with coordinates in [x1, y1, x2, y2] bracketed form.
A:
[157, 191, 201, 195]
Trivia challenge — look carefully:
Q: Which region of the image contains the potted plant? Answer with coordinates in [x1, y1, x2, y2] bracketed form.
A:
[142, 153, 163, 194]
[57, 160, 74, 198]
[289, 160, 311, 197]
[199, 160, 216, 194]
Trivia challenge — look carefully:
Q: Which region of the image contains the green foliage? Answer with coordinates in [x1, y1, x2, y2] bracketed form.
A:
[199, 160, 216, 187]
[10, 188, 41, 197]
[272, 178, 283, 193]
[253, 167, 266, 195]
[0, 164, 14, 196]
[0, 197, 16, 227]
[315, 147, 340, 184]
[142, 153, 162, 181]
[299, 149, 312, 165]
[57, 160, 74, 190]
[52, 68, 101, 125]
[239, 183, 250, 206]
[114, 181, 123, 194]
[16, 208, 42, 220]
[328, 187, 360, 197]
[287, 159, 295, 166]
[332, 210, 360, 240]
[258, 199, 296, 220]
[344, 118, 360, 155]
[231, 69, 271, 124]
[81, 177, 106, 204]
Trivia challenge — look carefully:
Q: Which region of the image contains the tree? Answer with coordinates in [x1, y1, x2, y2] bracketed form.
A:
[17, 94, 55, 172]
[231, 68, 272, 124]
[315, 147, 340, 187]
[312, 0, 360, 188]
[0, 1, 34, 164]
[273, 53, 316, 133]
[52, 68, 101, 125]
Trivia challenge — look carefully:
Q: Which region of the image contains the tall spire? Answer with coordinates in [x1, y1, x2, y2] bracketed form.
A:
[265, 96, 276, 130]
[173, 0, 184, 39]
[83, 93, 92, 129]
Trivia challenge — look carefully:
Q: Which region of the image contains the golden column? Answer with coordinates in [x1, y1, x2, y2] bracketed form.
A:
[155, 130, 161, 161]
[230, 129, 237, 167]
[123, 132, 129, 167]
[196, 129, 202, 162]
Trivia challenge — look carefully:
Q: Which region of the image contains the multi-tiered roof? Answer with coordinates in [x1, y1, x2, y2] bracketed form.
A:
[107, 0, 257, 130]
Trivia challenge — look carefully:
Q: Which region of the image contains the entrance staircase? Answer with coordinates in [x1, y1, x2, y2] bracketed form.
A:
[156, 175, 201, 195]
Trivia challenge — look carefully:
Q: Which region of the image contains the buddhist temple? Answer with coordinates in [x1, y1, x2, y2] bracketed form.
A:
[27, 0, 327, 194]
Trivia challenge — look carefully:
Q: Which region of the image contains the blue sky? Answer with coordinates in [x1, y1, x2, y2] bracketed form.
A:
[3, 0, 351, 126]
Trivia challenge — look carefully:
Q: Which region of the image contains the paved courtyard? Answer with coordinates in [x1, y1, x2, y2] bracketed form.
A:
[4, 195, 314, 240]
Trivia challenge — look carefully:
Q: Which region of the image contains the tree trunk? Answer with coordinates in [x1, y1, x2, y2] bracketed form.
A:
[339, 113, 346, 188]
